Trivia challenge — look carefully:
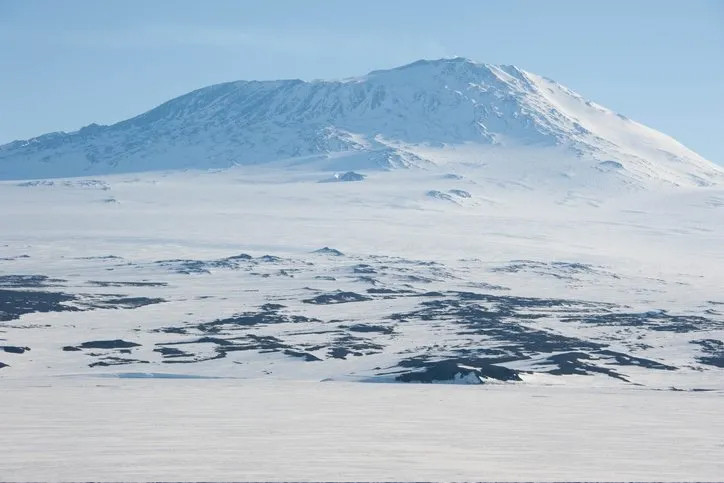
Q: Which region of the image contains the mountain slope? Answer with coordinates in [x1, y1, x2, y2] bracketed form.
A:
[1, 57, 721, 186]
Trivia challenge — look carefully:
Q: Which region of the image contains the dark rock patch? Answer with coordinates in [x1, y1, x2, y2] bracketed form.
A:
[347, 323, 394, 335]
[303, 291, 372, 305]
[367, 287, 415, 295]
[385, 291, 686, 382]
[84, 296, 166, 310]
[328, 347, 351, 359]
[283, 349, 322, 362]
[395, 357, 521, 383]
[76, 255, 122, 260]
[158, 333, 321, 364]
[598, 349, 676, 370]
[313, 247, 345, 256]
[260, 303, 286, 311]
[87, 280, 167, 287]
[77, 339, 141, 350]
[89, 357, 149, 368]
[329, 334, 383, 358]
[0, 275, 66, 288]
[1, 345, 30, 354]
[542, 352, 629, 382]
[223, 253, 253, 261]
[154, 326, 188, 334]
[691, 339, 724, 367]
[155, 259, 211, 274]
[0, 289, 79, 321]
[193, 310, 319, 332]
[491, 260, 619, 281]
[563, 310, 720, 333]
[154, 346, 191, 358]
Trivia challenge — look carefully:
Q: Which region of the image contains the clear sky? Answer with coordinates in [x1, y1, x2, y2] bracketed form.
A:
[1, 0, 723, 163]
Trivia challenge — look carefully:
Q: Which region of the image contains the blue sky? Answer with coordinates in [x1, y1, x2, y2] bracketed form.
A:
[1, 0, 723, 162]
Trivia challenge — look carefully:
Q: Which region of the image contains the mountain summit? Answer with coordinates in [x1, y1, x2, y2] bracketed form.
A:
[1, 57, 721, 186]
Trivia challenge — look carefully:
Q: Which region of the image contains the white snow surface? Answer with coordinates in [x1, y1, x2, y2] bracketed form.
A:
[0, 165, 722, 387]
[1, 378, 723, 481]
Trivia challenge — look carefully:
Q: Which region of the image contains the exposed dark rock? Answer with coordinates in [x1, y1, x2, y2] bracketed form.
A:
[258, 255, 282, 263]
[87, 280, 167, 287]
[224, 253, 253, 261]
[89, 357, 149, 367]
[0, 275, 66, 288]
[328, 347, 351, 359]
[491, 260, 619, 281]
[155, 259, 211, 274]
[283, 349, 322, 361]
[597, 349, 677, 370]
[1, 345, 30, 354]
[303, 291, 372, 305]
[366, 287, 415, 295]
[313, 247, 345, 256]
[77, 339, 141, 350]
[385, 291, 688, 382]
[84, 296, 166, 310]
[191, 309, 319, 333]
[347, 323, 394, 335]
[0, 289, 79, 321]
[153, 346, 190, 358]
[260, 303, 286, 311]
[395, 357, 521, 383]
[691, 339, 724, 367]
[543, 352, 629, 382]
[563, 310, 719, 333]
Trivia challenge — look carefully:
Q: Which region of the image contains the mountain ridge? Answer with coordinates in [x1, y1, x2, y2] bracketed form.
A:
[1, 57, 721, 186]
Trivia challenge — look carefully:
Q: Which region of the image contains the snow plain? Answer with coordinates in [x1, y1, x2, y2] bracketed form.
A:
[1, 160, 723, 481]
[1, 57, 723, 480]
[2, 378, 723, 481]
[1, 162, 722, 384]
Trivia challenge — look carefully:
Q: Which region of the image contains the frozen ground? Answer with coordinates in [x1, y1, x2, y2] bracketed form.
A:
[0, 165, 722, 387]
[1, 378, 723, 481]
[1, 152, 722, 482]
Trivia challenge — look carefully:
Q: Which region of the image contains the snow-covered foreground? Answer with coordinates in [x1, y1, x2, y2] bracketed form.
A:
[1, 165, 722, 387]
[1, 378, 723, 481]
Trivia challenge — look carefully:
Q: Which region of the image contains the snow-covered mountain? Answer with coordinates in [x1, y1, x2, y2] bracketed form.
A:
[1, 58, 723, 389]
[1, 57, 721, 187]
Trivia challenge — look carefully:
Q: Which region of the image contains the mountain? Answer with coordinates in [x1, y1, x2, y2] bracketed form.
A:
[1, 57, 722, 187]
[2, 59, 723, 389]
